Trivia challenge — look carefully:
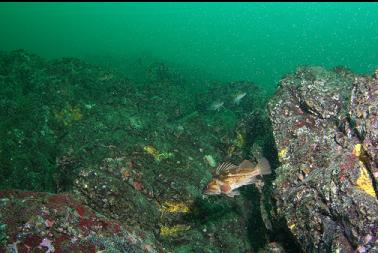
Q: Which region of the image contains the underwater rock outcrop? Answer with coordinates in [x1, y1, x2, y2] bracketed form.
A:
[268, 66, 378, 252]
[0, 190, 163, 253]
[0, 50, 280, 252]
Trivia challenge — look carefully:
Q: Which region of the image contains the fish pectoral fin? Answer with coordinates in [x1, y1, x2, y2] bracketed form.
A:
[243, 177, 257, 185]
[226, 190, 240, 198]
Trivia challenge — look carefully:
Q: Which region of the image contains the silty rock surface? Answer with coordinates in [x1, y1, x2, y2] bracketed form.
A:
[268, 66, 378, 252]
[0, 190, 162, 253]
[0, 50, 276, 252]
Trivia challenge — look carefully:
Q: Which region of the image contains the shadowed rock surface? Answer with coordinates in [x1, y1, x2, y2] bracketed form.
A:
[268, 66, 378, 252]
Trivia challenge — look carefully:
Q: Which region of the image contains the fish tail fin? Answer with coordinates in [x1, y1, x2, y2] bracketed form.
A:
[256, 157, 271, 175]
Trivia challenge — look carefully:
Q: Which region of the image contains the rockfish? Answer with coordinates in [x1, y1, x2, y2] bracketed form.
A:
[233, 92, 247, 105]
[204, 158, 271, 197]
[209, 101, 224, 111]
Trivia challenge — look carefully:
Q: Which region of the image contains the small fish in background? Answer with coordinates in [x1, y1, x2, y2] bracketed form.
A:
[233, 92, 247, 105]
[373, 69, 378, 79]
[209, 101, 224, 111]
[203, 157, 271, 197]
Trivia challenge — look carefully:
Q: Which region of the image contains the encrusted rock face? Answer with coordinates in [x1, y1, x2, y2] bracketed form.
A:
[268, 66, 378, 252]
[0, 190, 162, 253]
[350, 76, 378, 172]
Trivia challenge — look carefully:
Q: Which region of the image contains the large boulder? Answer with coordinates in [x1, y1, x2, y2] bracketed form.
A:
[268, 66, 378, 252]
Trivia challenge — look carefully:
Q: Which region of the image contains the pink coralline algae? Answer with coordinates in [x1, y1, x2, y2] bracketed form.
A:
[0, 190, 163, 253]
[45, 219, 55, 228]
[40, 238, 55, 253]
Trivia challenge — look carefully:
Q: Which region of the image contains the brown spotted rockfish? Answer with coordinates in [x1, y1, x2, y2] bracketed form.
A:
[204, 157, 271, 197]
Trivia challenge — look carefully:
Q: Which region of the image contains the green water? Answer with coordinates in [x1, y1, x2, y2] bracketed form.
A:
[0, 2, 377, 93]
[0, 3, 377, 252]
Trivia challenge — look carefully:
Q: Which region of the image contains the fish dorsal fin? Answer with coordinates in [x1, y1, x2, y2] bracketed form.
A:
[238, 159, 254, 169]
[216, 162, 237, 175]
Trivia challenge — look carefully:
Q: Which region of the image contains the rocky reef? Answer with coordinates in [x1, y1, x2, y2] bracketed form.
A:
[268, 66, 378, 252]
[2, 50, 375, 253]
[0, 50, 290, 253]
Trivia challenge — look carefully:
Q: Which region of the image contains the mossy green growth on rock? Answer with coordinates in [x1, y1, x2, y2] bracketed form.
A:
[54, 104, 83, 126]
[0, 50, 285, 252]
